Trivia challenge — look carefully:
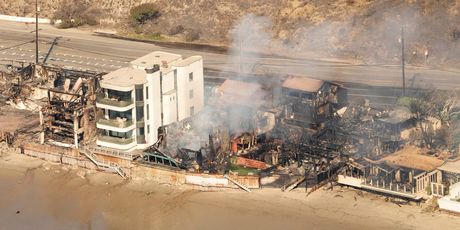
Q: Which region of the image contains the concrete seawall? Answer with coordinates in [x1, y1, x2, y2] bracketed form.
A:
[20, 143, 260, 190]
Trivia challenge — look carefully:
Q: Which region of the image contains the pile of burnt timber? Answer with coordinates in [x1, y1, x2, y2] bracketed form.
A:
[39, 72, 100, 147]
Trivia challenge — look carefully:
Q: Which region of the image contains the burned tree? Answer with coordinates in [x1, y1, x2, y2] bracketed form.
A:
[400, 87, 459, 150]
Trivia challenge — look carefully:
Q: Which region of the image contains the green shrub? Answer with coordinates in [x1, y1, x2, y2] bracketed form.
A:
[397, 96, 414, 108]
[129, 3, 160, 25]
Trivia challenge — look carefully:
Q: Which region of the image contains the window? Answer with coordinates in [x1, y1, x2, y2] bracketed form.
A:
[189, 72, 193, 81]
[189, 89, 194, 99]
[136, 106, 144, 120]
[138, 127, 145, 136]
[146, 104, 150, 120]
[108, 130, 132, 139]
[135, 87, 143, 101]
[145, 86, 149, 99]
[190, 106, 195, 116]
[147, 125, 150, 134]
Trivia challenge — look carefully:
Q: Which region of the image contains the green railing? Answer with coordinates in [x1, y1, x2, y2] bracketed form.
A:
[98, 135, 134, 145]
[96, 97, 133, 107]
[97, 118, 134, 128]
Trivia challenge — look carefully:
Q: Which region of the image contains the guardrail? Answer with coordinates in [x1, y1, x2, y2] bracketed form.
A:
[86, 145, 138, 161]
[96, 97, 133, 107]
[97, 135, 134, 145]
[97, 118, 134, 128]
[80, 146, 127, 178]
[0, 14, 51, 24]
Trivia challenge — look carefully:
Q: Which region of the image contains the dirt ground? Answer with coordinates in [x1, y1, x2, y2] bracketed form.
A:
[1, 152, 460, 230]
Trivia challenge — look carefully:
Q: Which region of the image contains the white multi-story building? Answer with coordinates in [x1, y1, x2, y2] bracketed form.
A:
[96, 51, 204, 151]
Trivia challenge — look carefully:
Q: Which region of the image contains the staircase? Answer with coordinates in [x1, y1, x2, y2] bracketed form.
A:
[224, 174, 251, 192]
[80, 146, 127, 179]
[282, 176, 306, 192]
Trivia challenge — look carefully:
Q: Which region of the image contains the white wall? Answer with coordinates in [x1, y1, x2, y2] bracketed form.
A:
[439, 198, 460, 213]
[162, 93, 177, 126]
[176, 58, 204, 121]
[146, 71, 161, 146]
[337, 175, 364, 188]
[162, 71, 175, 93]
[0, 14, 51, 24]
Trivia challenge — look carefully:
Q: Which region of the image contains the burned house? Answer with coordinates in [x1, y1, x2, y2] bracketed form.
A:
[376, 106, 416, 141]
[38, 67, 100, 148]
[281, 76, 347, 129]
[340, 146, 444, 199]
[438, 157, 460, 185]
[215, 79, 269, 132]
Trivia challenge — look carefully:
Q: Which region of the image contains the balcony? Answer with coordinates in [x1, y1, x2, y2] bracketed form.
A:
[97, 135, 135, 145]
[97, 118, 134, 129]
[96, 97, 133, 108]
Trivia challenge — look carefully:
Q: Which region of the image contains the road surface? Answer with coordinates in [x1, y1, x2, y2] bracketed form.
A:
[0, 21, 459, 106]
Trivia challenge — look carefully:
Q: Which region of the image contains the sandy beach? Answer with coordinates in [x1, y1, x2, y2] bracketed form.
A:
[1, 151, 460, 230]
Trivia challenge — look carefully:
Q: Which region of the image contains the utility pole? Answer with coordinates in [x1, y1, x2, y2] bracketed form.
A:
[239, 27, 242, 75]
[35, 0, 39, 64]
[401, 26, 406, 96]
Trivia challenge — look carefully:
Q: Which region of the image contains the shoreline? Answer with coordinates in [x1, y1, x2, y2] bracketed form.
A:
[2, 151, 460, 229]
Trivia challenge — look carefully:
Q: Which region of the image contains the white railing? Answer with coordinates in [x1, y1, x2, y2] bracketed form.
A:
[224, 174, 251, 192]
[80, 146, 127, 179]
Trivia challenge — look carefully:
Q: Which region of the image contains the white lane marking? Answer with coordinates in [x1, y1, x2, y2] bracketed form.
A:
[348, 94, 397, 99]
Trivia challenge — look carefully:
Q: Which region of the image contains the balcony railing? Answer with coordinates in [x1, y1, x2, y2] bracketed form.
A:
[98, 135, 134, 145]
[97, 118, 134, 128]
[97, 97, 133, 107]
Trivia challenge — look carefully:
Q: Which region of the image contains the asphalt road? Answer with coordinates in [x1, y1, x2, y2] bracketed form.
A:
[0, 21, 459, 106]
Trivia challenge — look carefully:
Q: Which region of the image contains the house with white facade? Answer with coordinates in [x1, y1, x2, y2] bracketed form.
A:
[96, 51, 204, 151]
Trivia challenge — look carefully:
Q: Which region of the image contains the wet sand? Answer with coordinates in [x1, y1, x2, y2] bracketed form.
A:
[1, 152, 460, 230]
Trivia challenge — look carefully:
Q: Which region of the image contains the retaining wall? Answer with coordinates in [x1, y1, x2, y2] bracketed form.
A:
[20, 143, 260, 190]
[0, 14, 50, 24]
